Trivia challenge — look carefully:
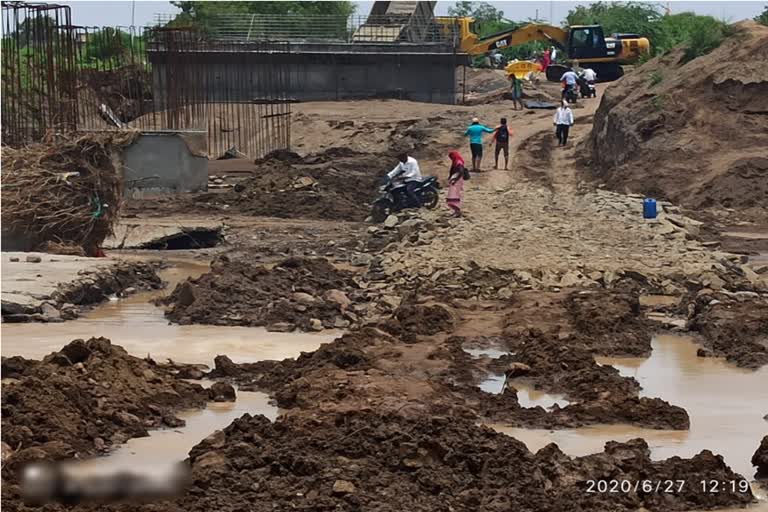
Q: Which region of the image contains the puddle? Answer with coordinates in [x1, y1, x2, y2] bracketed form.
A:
[479, 374, 570, 410]
[464, 347, 511, 359]
[1, 259, 338, 364]
[62, 385, 277, 478]
[491, 335, 768, 481]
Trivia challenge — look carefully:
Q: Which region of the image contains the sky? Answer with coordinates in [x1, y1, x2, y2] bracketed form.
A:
[41, 1, 768, 29]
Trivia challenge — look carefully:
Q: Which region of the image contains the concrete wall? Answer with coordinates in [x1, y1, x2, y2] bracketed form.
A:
[122, 132, 208, 197]
[149, 44, 465, 105]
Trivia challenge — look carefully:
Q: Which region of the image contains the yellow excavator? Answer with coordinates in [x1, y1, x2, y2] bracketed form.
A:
[437, 17, 650, 82]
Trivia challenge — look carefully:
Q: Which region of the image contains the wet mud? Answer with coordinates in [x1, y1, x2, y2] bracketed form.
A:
[1, 338, 209, 479]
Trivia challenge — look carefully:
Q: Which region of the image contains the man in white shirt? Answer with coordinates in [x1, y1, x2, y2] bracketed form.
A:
[553, 100, 575, 147]
[582, 67, 597, 82]
[387, 153, 423, 207]
[560, 69, 579, 99]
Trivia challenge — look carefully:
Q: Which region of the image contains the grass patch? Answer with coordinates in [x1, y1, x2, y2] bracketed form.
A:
[649, 71, 664, 86]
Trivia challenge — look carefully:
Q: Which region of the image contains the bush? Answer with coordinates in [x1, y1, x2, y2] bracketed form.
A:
[682, 16, 730, 62]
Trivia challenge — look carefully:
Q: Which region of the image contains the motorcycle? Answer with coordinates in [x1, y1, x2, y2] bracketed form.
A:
[370, 176, 440, 223]
[578, 75, 596, 98]
[563, 83, 579, 104]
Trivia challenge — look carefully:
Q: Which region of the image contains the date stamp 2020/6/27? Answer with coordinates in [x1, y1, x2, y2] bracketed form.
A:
[585, 479, 752, 494]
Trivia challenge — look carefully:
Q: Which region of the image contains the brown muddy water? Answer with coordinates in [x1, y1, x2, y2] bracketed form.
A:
[1, 259, 338, 364]
[489, 335, 768, 500]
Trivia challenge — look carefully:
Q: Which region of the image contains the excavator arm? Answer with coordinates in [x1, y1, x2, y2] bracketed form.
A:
[461, 23, 570, 55]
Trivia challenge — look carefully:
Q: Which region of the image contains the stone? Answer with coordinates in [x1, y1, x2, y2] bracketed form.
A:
[25, 255, 42, 263]
[293, 176, 316, 190]
[93, 437, 106, 452]
[559, 270, 584, 287]
[325, 289, 351, 312]
[383, 215, 399, 228]
[208, 382, 236, 402]
[57, 339, 92, 364]
[292, 292, 317, 304]
[9, 257, 19, 262]
[113, 411, 142, 427]
[266, 322, 295, 333]
[397, 218, 423, 237]
[505, 362, 532, 379]
[194, 451, 228, 469]
[142, 369, 161, 382]
[212, 355, 241, 377]
[332, 479, 356, 495]
[40, 303, 61, 321]
[123, 287, 137, 295]
[201, 429, 226, 449]
[176, 366, 205, 380]
[309, 318, 324, 331]
[350, 253, 373, 267]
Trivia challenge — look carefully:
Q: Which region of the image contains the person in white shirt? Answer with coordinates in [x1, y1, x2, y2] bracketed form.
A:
[387, 153, 423, 207]
[553, 100, 574, 147]
[560, 69, 579, 99]
[582, 67, 597, 82]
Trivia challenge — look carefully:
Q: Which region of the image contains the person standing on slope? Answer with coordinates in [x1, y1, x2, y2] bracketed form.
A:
[491, 117, 511, 170]
[446, 150, 467, 218]
[464, 117, 495, 172]
[553, 100, 574, 147]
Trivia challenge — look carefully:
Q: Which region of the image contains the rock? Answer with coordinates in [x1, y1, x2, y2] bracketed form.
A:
[58, 339, 92, 364]
[309, 318, 324, 331]
[292, 292, 317, 304]
[142, 369, 161, 382]
[559, 270, 584, 287]
[124, 287, 137, 295]
[176, 366, 205, 379]
[664, 213, 703, 236]
[266, 322, 295, 333]
[350, 253, 373, 267]
[752, 435, 768, 477]
[383, 215, 399, 228]
[9, 257, 19, 262]
[194, 451, 228, 470]
[1, 441, 13, 466]
[505, 362, 532, 378]
[40, 303, 61, 321]
[113, 411, 142, 427]
[49, 353, 73, 367]
[25, 255, 42, 263]
[93, 437, 106, 452]
[212, 355, 241, 377]
[325, 289, 351, 312]
[293, 176, 316, 190]
[208, 382, 236, 402]
[332, 479, 356, 495]
[200, 430, 226, 449]
[398, 218, 423, 237]
[497, 287, 515, 300]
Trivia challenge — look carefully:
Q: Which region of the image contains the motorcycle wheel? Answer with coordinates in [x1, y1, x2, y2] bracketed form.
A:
[421, 189, 439, 210]
[371, 203, 390, 223]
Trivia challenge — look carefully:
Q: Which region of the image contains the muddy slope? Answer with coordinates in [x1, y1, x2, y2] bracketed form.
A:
[172, 412, 752, 512]
[1, 338, 208, 479]
[585, 21, 768, 220]
[162, 256, 363, 331]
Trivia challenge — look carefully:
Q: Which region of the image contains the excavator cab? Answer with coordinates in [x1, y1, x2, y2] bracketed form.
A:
[567, 25, 614, 60]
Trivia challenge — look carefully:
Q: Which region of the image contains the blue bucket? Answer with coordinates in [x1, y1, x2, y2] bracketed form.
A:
[643, 198, 657, 219]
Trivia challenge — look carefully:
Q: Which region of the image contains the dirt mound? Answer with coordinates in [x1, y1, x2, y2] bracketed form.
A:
[161, 256, 363, 331]
[200, 148, 387, 222]
[688, 291, 768, 368]
[1, 338, 208, 479]
[754, 435, 768, 478]
[174, 411, 751, 512]
[585, 21, 768, 221]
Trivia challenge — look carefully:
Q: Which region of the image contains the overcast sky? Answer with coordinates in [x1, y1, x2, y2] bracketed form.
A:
[44, 1, 768, 29]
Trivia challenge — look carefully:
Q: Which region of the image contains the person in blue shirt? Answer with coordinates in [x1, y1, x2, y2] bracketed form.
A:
[464, 118, 495, 172]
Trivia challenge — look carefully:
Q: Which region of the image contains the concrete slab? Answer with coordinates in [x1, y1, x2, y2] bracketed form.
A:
[104, 219, 224, 249]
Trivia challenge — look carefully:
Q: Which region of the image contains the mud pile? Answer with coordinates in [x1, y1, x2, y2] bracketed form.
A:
[162, 256, 362, 331]
[200, 148, 386, 222]
[754, 435, 768, 478]
[177, 411, 752, 512]
[586, 21, 768, 221]
[688, 291, 768, 368]
[1, 338, 208, 477]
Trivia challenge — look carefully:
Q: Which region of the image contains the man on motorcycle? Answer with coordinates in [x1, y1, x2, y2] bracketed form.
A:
[387, 153, 423, 208]
[560, 69, 579, 100]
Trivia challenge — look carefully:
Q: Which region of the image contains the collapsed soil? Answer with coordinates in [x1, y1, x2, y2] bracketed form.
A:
[175, 412, 752, 512]
[585, 21, 768, 223]
[161, 256, 364, 331]
[1, 337, 209, 480]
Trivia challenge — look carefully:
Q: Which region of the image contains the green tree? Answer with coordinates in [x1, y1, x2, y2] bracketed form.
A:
[756, 5, 768, 26]
[168, 1, 357, 39]
[448, 1, 513, 37]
